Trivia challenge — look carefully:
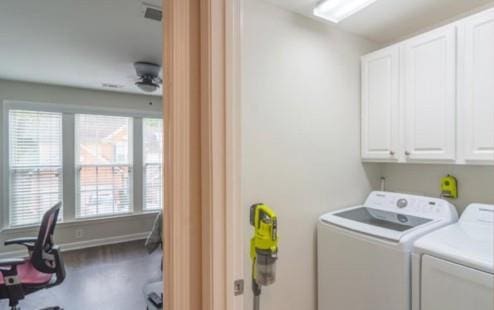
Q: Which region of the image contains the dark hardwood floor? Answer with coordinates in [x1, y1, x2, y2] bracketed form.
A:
[0, 240, 162, 310]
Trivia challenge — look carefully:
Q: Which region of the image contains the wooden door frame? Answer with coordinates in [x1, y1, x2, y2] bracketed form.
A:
[163, 0, 243, 309]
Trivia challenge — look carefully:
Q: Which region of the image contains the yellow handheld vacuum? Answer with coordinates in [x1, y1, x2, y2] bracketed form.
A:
[250, 203, 279, 310]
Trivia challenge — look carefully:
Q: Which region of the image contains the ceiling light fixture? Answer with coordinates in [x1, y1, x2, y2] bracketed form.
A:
[134, 62, 162, 93]
[313, 0, 377, 23]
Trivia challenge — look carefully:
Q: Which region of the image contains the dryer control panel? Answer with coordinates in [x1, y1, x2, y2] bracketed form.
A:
[461, 203, 494, 224]
[364, 191, 459, 221]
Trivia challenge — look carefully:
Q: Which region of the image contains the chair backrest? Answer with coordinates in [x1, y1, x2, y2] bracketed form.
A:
[31, 202, 62, 273]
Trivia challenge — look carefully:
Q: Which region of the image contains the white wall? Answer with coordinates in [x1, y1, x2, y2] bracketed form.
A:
[382, 164, 494, 213]
[0, 79, 162, 256]
[241, 1, 380, 309]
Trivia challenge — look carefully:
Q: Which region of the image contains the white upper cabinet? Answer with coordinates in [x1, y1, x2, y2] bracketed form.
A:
[403, 26, 457, 162]
[361, 46, 400, 161]
[361, 8, 494, 165]
[458, 9, 494, 163]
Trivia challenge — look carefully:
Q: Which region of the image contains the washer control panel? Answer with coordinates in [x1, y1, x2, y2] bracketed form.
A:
[396, 199, 408, 209]
[364, 191, 458, 220]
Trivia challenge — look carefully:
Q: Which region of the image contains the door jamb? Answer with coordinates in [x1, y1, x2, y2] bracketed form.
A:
[163, 0, 243, 309]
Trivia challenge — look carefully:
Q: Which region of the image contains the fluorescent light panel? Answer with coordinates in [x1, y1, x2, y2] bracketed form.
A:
[313, 0, 377, 23]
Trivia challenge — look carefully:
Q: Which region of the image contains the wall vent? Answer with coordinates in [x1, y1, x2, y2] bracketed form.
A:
[142, 3, 162, 22]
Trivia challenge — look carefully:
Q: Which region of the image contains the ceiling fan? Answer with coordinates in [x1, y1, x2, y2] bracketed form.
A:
[134, 61, 162, 93]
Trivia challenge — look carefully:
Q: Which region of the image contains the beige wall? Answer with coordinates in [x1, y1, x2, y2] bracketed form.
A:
[381, 164, 494, 213]
[0, 79, 162, 256]
[241, 1, 380, 309]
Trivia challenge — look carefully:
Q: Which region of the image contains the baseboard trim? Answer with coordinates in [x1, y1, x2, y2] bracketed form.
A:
[0, 232, 149, 259]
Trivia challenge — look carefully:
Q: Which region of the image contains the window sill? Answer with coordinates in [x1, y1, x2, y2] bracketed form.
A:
[1, 211, 160, 234]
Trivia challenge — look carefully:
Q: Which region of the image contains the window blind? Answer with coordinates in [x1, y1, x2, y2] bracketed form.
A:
[76, 114, 132, 217]
[143, 118, 163, 210]
[8, 110, 63, 226]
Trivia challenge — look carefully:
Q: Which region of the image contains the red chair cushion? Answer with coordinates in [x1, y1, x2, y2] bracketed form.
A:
[0, 262, 52, 285]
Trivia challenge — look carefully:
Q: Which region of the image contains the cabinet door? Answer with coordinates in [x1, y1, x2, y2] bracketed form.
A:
[403, 26, 456, 161]
[459, 9, 494, 162]
[361, 46, 400, 161]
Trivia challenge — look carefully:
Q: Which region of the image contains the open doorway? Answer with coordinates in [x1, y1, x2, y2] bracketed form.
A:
[161, 0, 243, 309]
[0, 0, 244, 309]
[0, 1, 164, 309]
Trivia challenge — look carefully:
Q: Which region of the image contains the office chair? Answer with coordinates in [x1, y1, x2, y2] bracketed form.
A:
[0, 202, 66, 310]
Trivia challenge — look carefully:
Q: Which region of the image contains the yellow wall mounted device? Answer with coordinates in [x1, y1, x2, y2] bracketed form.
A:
[250, 203, 279, 310]
[441, 175, 458, 199]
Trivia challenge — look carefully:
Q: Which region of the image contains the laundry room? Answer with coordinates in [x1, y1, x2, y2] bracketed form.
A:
[241, 1, 494, 310]
[0, 0, 492, 309]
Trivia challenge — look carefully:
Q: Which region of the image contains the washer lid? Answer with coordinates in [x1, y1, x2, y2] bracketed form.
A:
[334, 206, 431, 230]
[319, 192, 458, 243]
[414, 203, 494, 274]
[320, 206, 436, 242]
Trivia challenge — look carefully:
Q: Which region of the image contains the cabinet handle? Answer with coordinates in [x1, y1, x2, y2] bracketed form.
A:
[389, 150, 395, 156]
[405, 151, 411, 156]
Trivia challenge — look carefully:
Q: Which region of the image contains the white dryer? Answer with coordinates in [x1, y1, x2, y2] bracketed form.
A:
[412, 203, 494, 310]
[317, 191, 458, 310]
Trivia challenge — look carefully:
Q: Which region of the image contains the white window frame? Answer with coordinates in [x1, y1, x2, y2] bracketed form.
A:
[2, 100, 162, 229]
[74, 114, 134, 219]
[143, 162, 163, 210]
[5, 109, 64, 227]
[142, 118, 164, 211]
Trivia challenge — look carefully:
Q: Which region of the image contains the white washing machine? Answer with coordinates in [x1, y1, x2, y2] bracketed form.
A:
[317, 191, 458, 310]
[412, 203, 494, 310]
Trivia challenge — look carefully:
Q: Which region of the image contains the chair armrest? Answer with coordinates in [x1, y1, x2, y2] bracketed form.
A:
[4, 237, 37, 249]
[0, 258, 25, 268]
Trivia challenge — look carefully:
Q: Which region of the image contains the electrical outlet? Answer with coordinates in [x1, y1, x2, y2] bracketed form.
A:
[75, 228, 84, 239]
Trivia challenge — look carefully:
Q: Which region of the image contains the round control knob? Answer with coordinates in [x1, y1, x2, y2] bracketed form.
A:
[397, 199, 408, 208]
[397, 214, 409, 223]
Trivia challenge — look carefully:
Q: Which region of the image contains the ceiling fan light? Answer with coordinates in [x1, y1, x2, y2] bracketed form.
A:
[136, 81, 159, 92]
[134, 61, 162, 93]
[313, 0, 378, 23]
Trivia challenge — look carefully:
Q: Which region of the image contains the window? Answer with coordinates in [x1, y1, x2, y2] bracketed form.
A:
[76, 114, 133, 218]
[8, 110, 63, 226]
[143, 118, 163, 211]
[4, 103, 162, 229]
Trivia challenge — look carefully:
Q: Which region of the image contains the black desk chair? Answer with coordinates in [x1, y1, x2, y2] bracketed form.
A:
[0, 202, 66, 310]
